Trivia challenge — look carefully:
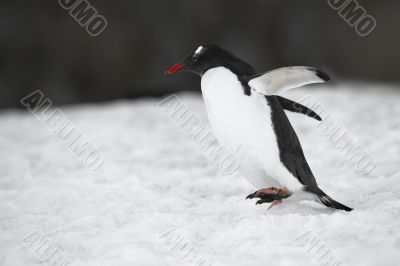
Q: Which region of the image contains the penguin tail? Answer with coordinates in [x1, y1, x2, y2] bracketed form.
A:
[309, 187, 353, 211]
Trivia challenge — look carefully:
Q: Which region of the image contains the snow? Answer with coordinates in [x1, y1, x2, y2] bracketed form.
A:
[1, 84, 400, 266]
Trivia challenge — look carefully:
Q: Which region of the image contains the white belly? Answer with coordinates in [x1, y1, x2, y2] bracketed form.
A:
[200, 67, 303, 191]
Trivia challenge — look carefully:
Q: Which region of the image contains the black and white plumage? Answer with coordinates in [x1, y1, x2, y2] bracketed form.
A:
[166, 45, 352, 211]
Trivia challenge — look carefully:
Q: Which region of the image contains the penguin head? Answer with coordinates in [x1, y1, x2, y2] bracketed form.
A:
[165, 45, 236, 76]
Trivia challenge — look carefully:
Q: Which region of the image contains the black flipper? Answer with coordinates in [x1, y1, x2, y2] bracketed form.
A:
[276, 96, 322, 121]
[306, 186, 353, 211]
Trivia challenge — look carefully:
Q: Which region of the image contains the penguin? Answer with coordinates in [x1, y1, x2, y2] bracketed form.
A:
[165, 44, 352, 211]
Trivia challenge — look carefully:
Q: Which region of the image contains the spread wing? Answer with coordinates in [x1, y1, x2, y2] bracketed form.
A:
[248, 66, 330, 95]
[276, 96, 322, 121]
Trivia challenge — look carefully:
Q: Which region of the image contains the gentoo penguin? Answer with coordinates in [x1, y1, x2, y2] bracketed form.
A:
[165, 45, 352, 211]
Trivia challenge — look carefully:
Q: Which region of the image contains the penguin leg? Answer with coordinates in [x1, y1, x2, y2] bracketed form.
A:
[268, 200, 283, 210]
[246, 187, 292, 208]
[246, 187, 279, 200]
[255, 198, 272, 205]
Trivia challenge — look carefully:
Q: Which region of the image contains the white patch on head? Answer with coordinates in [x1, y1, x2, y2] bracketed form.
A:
[194, 46, 204, 55]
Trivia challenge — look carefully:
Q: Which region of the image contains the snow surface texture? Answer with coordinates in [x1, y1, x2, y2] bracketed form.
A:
[1, 84, 399, 266]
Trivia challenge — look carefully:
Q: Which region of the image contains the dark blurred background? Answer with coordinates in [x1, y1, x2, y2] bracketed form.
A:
[0, 0, 398, 109]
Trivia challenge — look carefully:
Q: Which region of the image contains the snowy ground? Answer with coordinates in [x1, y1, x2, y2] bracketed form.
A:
[1, 84, 400, 266]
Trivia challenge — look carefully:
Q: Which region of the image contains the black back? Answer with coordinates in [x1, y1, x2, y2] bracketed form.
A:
[266, 96, 318, 188]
